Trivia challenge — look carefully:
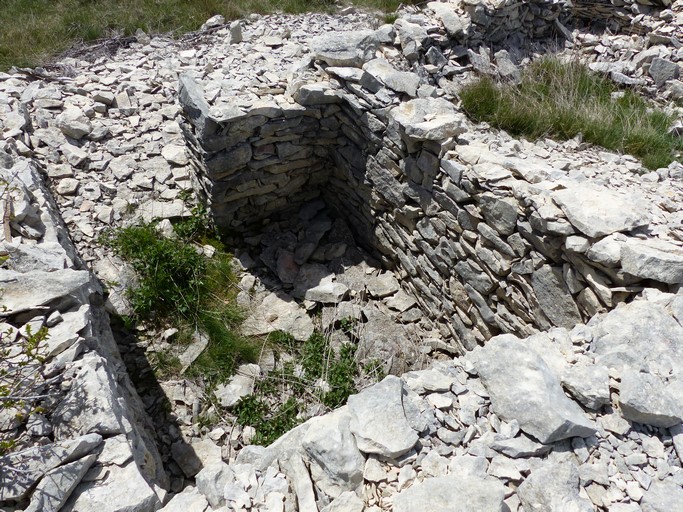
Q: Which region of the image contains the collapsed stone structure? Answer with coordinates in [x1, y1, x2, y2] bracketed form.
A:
[0, 0, 683, 510]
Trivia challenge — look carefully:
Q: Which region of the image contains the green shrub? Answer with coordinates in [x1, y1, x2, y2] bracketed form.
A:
[460, 57, 683, 170]
[102, 212, 255, 382]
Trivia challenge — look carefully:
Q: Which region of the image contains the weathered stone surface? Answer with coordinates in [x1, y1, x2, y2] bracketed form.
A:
[619, 368, 681, 428]
[393, 474, 507, 512]
[641, 480, 683, 512]
[347, 376, 418, 458]
[471, 336, 596, 443]
[366, 272, 400, 298]
[241, 292, 315, 341]
[0, 269, 92, 315]
[25, 454, 98, 512]
[620, 238, 683, 284]
[490, 435, 552, 459]
[56, 107, 92, 139]
[649, 57, 680, 86]
[562, 364, 611, 410]
[389, 98, 468, 142]
[531, 265, 582, 328]
[214, 363, 261, 408]
[362, 59, 421, 97]
[518, 457, 593, 512]
[304, 281, 349, 304]
[311, 30, 379, 67]
[551, 185, 649, 238]
[158, 487, 209, 512]
[302, 407, 364, 498]
[0, 434, 102, 501]
[196, 462, 234, 508]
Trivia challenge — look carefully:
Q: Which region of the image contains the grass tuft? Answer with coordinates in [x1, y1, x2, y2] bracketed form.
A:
[102, 209, 255, 383]
[460, 57, 683, 170]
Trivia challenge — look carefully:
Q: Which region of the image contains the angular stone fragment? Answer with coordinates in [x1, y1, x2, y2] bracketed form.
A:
[518, 457, 593, 512]
[619, 369, 681, 428]
[56, 107, 92, 139]
[304, 281, 349, 304]
[196, 462, 234, 508]
[25, 454, 98, 512]
[347, 376, 418, 458]
[389, 98, 467, 143]
[393, 474, 506, 512]
[562, 364, 611, 410]
[311, 30, 379, 67]
[649, 57, 680, 86]
[242, 292, 314, 341]
[366, 272, 400, 298]
[362, 59, 420, 97]
[551, 184, 649, 238]
[158, 487, 209, 512]
[620, 238, 683, 284]
[641, 479, 683, 512]
[531, 265, 582, 328]
[214, 363, 260, 407]
[0, 434, 102, 501]
[471, 335, 596, 443]
[490, 435, 552, 459]
[302, 407, 364, 498]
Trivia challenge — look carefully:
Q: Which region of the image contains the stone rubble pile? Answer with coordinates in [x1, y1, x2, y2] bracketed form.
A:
[160, 290, 683, 512]
[0, 152, 167, 510]
[0, 0, 682, 510]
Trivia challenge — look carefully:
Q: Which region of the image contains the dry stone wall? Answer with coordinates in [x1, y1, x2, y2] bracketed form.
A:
[179, 24, 683, 354]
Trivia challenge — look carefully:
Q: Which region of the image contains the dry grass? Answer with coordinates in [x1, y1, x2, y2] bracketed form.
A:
[0, 0, 405, 71]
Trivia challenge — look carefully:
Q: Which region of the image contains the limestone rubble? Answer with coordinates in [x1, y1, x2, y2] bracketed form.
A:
[0, 0, 683, 511]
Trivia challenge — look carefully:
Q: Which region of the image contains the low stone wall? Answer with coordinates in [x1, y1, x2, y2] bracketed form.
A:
[0, 153, 168, 510]
[179, 18, 683, 354]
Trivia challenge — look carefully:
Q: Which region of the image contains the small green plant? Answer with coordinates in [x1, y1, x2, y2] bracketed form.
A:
[460, 57, 683, 170]
[233, 395, 301, 446]
[0, 325, 51, 455]
[101, 208, 255, 384]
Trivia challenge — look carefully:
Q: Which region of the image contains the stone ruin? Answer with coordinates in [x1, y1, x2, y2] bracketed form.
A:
[0, 0, 683, 511]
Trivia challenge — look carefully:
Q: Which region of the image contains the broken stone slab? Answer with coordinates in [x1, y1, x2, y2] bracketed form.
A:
[490, 434, 552, 459]
[531, 264, 582, 328]
[196, 462, 234, 508]
[589, 299, 683, 376]
[402, 368, 454, 394]
[428, 1, 467, 37]
[470, 335, 596, 443]
[392, 473, 507, 512]
[161, 144, 190, 166]
[241, 291, 314, 341]
[361, 59, 421, 97]
[551, 184, 650, 238]
[366, 272, 400, 299]
[178, 330, 209, 373]
[25, 453, 98, 512]
[310, 30, 379, 67]
[302, 407, 364, 498]
[518, 456, 593, 512]
[618, 368, 682, 428]
[158, 486, 210, 512]
[320, 491, 364, 512]
[61, 458, 163, 512]
[389, 98, 468, 144]
[214, 363, 260, 408]
[641, 479, 683, 512]
[0, 433, 102, 501]
[136, 199, 191, 223]
[620, 238, 683, 284]
[171, 438, 222, 478]
[562, 364, 611, 410]
[347, 375, 418, 458]
[304, 281, 349, 304]
[0, 268, 92, 316]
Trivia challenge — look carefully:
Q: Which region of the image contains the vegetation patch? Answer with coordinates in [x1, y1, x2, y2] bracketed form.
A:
[231, 327, 371, 445]
[460, 58, 683, 170]
[0, 0, 408, 71]
[102, 208, 256, 383]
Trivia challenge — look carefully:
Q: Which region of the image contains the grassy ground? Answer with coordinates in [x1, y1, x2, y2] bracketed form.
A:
[0, 0, 403, 70]
[460, 58, 683, 170]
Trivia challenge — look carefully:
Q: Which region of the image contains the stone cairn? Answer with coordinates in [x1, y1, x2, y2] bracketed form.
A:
[0, 0, 683, 511]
